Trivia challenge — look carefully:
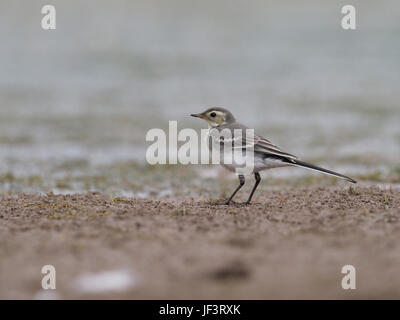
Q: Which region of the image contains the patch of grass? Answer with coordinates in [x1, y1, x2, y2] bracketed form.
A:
[354, 171, 383, 182]
[388, 166, 400, 183]
[268, 175, 338, 187]
[0, 135, 32, 144]
[382, 194, 392, 206]
[169, 208, 190, 215]
[112, 197, 132, 204]
[348, 186, 360, 196]
[0, 172, 16, 182]
[55, 179, 71, 189]
[47, 210, 77, 219]
[89, 211, 111, 217]
[353, 168, 400, 183]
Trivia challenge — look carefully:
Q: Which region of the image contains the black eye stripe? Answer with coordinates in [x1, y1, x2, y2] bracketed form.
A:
[210, 112, 216, 117]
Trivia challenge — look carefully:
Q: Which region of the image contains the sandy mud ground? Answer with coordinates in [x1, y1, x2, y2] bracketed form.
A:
[1, 185, 400, 299]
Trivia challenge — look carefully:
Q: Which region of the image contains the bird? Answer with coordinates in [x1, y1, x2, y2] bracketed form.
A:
[191, 107, 356, 205]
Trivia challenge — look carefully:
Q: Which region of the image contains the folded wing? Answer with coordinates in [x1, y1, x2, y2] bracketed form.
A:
[242, 133, 298, 161]
[209, 124, 297, 161]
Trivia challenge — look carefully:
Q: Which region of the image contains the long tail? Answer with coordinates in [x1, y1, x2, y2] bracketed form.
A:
[286, 159, 357, 183]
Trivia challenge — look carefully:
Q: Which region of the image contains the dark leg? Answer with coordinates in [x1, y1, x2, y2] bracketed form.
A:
[225, 175, 245, 205]
[245, 172, 261, 205]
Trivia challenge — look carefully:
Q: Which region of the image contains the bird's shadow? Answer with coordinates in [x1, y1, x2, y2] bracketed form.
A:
[208, 200, 251, 207]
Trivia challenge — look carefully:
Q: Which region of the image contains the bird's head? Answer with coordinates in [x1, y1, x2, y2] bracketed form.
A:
[191, 107, 236, 127]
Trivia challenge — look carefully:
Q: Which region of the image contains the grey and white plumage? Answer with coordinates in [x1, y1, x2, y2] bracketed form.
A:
[191, 107, 356, 205]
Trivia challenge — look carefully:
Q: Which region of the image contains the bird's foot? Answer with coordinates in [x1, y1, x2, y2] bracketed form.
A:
[211, 200, 252, 206]
[212, 200, 238, 206]
[227, 201, 251, 207]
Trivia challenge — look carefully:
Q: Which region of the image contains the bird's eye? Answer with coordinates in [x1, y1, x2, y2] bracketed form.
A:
[210, 112, 216, 117]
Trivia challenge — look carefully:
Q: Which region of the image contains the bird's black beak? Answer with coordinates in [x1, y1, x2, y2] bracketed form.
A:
[190, 113, 201, 118]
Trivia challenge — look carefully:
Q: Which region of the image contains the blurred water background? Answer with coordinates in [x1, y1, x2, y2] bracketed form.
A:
[0, 0, 399, 196]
